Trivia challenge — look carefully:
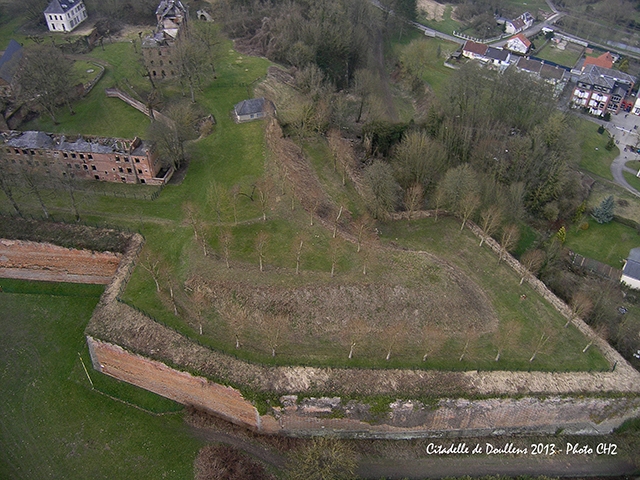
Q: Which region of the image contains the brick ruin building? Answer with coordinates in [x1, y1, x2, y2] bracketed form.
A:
[141, 0, 188, 80]
[1, 130, 173, 185]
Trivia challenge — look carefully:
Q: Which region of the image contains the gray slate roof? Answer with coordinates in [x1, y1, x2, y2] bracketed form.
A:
[234, 97, 266, 116]
[155, 0, 186, 18]
[0, 39, 22, 84]
[44, 0, 82, 14]
[578, 64, 636, 88]
[486, 47, 509, 62]
[4, 131, 136, 154]
[623, 247, 640, 281]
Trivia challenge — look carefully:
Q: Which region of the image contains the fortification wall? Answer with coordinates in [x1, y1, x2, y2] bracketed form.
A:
[0, 239, 121, 284]
[86, 335, 640, 438]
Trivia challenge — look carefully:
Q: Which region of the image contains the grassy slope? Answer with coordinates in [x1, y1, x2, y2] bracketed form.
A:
[575, 117, 619, 180]
[0, 281, 201, 479]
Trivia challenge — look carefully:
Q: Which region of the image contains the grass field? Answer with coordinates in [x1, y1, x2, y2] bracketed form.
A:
[623, 170, 640, 192]
[565, 218, 639, 268]
[0, 280, 202, 479]
[575, 118, 619, 180]
[534, 41, 584, 68]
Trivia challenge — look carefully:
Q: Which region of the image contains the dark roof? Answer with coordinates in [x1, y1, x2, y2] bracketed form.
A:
[623, 247, 640, 281]
[4, 130, 143, 155]
[540, 63, 566, 81]
[516, 57, 543, 74]
[0, 39, 22, 84]
[463, 40, 487, 56]
[155, 0, 186, 18]
[486, 47, 509, 62]
[44, 0, 83, 14]
[578, 64, 636, 88]
[6, 131, 54, 149]
[234, 97, 266, 116]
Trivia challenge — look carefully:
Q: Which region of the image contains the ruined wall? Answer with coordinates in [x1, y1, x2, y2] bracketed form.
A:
[87, 335, 640, 438]
[87, 337, 262, 431]
[0, 239, 120, 284]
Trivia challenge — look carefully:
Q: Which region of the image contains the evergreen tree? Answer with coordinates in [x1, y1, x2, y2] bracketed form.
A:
[592, 195, 614, 224]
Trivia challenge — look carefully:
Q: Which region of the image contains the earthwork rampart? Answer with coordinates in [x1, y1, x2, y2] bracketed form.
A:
[4, 225, 639, 439]
[83, 223, 640, 439]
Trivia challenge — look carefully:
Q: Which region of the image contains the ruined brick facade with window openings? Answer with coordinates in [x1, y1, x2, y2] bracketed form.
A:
[1, 131, 172, 185]
[141, 0, 188, 80]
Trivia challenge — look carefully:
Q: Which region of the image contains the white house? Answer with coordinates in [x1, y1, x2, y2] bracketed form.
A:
[505, 12, 534, 35]
[44, 0, 87, 33]
[506, 34, 531, 54]
[621, 247, 640, 290]
[233, 98, 273, 123]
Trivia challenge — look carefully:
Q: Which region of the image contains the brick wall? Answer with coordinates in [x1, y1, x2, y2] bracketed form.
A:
[0, 239, 120, 284]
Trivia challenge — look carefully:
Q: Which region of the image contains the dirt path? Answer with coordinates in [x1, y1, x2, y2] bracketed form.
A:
[188, 425, 287, 469]
[357, 455, 637, 479]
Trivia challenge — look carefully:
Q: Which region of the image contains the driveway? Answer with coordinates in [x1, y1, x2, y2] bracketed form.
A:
[605, 114, 640, 197]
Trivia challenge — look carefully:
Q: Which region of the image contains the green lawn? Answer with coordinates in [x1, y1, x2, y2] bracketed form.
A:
[418, 5, 462, 36]
[0, 280, 202, 479]
[575, 117, 619, 180]
[623, 171, 640, 192]
[534, 42, 584, 68]
[565, 218, 640, 268]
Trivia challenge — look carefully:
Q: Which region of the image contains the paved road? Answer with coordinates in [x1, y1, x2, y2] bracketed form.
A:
[600, 115, 640, 197]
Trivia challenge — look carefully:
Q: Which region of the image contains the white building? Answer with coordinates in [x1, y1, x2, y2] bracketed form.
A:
[44, 0, 87, 33]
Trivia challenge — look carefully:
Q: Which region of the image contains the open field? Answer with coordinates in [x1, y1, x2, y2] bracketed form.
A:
[0, 280, 201, 479]
[623, 170, 640, 192]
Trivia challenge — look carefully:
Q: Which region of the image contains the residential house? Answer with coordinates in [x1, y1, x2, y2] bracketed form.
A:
[582, 51, 615, 71]
[0, 40, 23, 98]
[1, 130, 173, 185]
[506, 34, 531, 54]
[462, 40, 488, 61]
[621, 247, 640, 290]
[485, 47, 511, 68]
[142, 0, 188, 79]
[571, 64, 636, 116]
[44, 0, 87, 33]
[514, 56, 569, 95]
[233, 98, 272, 122]
[505, 12, 534, 35]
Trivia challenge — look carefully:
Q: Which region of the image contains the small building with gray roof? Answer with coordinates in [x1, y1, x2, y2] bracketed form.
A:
[621, 247, 640, 290]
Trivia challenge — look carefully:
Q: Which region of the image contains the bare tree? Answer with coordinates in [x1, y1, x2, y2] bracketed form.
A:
[345, 317, 370, 359]
[499, 224, 520, 263]
[329, 238, 342, 277]
[218, 298, 248, 349]
[520, 249, 545, 285]
[260, 312, 289, 357]
[479, 204, 502, 247]
[354, 214, 374, 253]
[383, 321, 408, 361]
[256, 179, 271, 221]
[172, 26, 213, 103]
[294, 235, 305, 275]
[20, 165, 49, 219]
[404, 183, 424, 220]
[0, 168, 22, 217]
[184, 202, 207, 256]
[494, 321, 521, 362]
[140, 251, 162, 292]
[565, 291, 593, 328]
[256, 231, 269, 272]
[420, 324, 447, 362]
[219, 229, 233, 269]
[459, 191, 480, 231]
[332, 205, 343, 238]
[15, 45, 72, 123]
[529, 332, 550, 362]
[207, 182, 229, 224]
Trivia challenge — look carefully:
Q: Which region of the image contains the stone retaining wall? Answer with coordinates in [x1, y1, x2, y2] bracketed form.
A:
[0, 239, 121, 284]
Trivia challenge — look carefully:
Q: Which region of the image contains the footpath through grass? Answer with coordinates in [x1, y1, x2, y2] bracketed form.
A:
[0, 280, 201, 479]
